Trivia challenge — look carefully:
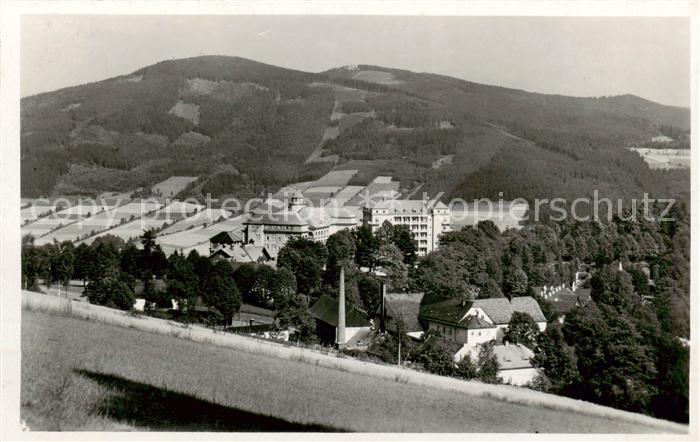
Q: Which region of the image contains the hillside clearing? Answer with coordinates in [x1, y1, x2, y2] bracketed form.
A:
[168, 101, 200, 125]
[20, 293, 685, 433]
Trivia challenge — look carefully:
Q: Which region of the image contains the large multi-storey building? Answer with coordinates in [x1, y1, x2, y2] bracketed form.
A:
[242, 191, 357, 255]
[362, 198, 451, 255]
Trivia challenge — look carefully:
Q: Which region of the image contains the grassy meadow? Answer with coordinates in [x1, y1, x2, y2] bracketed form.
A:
[20, 296, 685, 433]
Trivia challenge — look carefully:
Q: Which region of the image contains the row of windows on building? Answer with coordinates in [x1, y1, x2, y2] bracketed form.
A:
[394, 216, 428, 223]
[406, 224, 429, 231]
[268, 225, 303, 231]
[312, 228, 329, 238]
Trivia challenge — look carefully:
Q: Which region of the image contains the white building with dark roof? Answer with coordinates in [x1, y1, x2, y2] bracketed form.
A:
[419, 296, 547, 345]
[419, 295, 547, 386]
[455, 342, 538, 386]
[362, 198, 451, 255]
[242, 191, 358, 255]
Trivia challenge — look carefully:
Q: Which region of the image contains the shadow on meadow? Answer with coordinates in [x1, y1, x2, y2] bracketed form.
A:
[74, 369, 341, 432]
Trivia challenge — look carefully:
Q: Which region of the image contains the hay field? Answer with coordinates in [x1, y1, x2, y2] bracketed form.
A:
[156, 215, 243, 255]
[327, 186, 365, 207]
[158, 208, 232, 235]
[628, 148, 690, 170]
[151, 176, 199, 197]
[85, 202, 204, 243]
[352, 70, 403, 85]
[22, 203, 118, 239]
[313, 169, 358, 186]
[20, 202, 54, 224]
[36, 201, 163, 245]
[346, 176, 400, 205]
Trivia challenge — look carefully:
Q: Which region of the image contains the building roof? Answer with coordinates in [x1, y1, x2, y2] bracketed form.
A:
[473, 297, 547, 324]
[419, 298, 473, 326]
[419, 296, 546, 327]
[210, 244, 272, 263]
[492, 343, 535, 370]
[210, 246, 235, 259]
[465, 315, 495, 329]
[365, 198, 448, 213]
[209, 230, 244, 245]
[324, 206, 359, 221]
[309, 294, 370, 328]
[299, 207, 332, 229]
[244, 245, 272, 262]
[243, 210, 308, 227]
[379, 292, 424, 332]
[249, 199, 286, 215]
[423, 335, 465, 356]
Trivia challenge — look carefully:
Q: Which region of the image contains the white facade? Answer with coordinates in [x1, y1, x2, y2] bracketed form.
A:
[363, 199, 451, 255]
[454, 342, 539, 386]
[335, 326, 371, 347]
[499, 367, 539, 386]
[425, 320, 497, 346]
[243, 192, 357, 255]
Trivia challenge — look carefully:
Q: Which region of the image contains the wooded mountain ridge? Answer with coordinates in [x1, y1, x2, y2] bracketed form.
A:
[20, 56, 690, 202]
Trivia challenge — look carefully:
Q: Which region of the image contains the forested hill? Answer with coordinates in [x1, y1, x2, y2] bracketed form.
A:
[20, 56, 690, 201]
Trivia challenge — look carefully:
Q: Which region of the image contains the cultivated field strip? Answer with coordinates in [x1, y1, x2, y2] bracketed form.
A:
[82, 201, 204, 243]
[156, 215, 244, 255]
[20, 202, 55, 224]
[20, 291, 688, 434]
[34, 201, 164, 246]
[158, 208, 232, 235]
[151, 176, 199, 197]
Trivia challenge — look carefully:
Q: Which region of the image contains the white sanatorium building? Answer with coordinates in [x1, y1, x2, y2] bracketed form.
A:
[362, 198, 451, 255]
[242, 191, 358, 255]
[242, 192, 452, 256]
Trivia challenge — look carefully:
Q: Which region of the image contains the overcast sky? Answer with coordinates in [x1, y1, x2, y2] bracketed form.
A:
[21, 15, 691, 107]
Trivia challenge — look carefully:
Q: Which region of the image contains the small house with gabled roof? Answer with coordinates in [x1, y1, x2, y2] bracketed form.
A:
[418, 296, 547, 345]
[309, 294, 371, 348]
[210, 243, 274, 265]
[209, 230, 244, 254]
[375, 292, 425, 336]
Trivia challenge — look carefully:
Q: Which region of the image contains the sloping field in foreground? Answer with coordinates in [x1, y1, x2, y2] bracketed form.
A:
[20, 292, 687, 433]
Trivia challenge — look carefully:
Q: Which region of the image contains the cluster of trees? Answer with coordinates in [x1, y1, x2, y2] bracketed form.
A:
[416, 340, 501, 383]
[414, 203, 690, 337]
[656, 124, 689, 142]
[452, 122, 689, 203]
[322, 118, 460, 170]
[532, 263, 689, 423]
[356, 206, 688, 422]
[366, 94, 432, 128]
[339, 100, 372, 114]
[274, 222, 417, 317]
[21, 229, 324, 342]
[21, 231, 241, 324]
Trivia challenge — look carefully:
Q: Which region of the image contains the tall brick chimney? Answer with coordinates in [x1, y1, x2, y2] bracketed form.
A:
[336, 265, 346, 349]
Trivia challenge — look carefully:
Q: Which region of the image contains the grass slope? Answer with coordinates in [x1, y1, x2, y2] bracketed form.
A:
[21, 305, 684, 433]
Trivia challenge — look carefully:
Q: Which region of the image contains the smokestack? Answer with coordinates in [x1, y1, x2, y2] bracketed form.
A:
[380, 281, 386, 333]
[337, 265, 346, 349]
